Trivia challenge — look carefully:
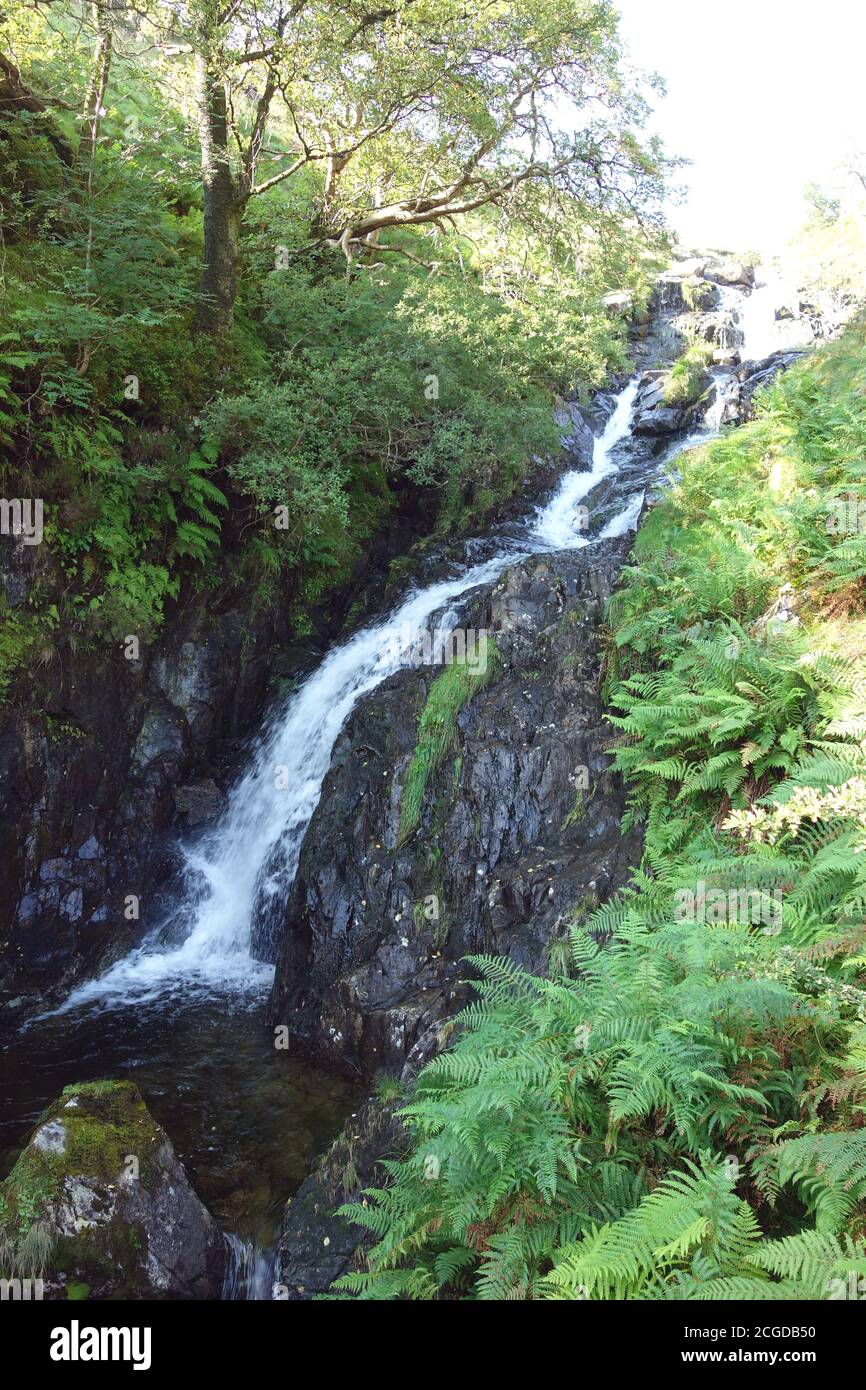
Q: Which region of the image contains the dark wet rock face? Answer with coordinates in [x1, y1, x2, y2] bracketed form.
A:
[0, 582, 275, 1011]
[721, 350, 805, 423]
[555, 399, 597, 469]
[652, 272, 722, 315]
[173, 778, 228, 827]
[0, 1080, 225, 1299]
[268, 539, 641, 1078]
[274, 1097, 402, 1299]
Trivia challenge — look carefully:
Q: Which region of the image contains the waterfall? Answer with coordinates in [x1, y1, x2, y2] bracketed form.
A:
[703, 366, 738, 433]
[715, 284, 746, 351]
[738, 276, 813, 361]
[50, 381, 642, 1017]
[600, 489, 645, 538]
[738, 280, 782, 360]
[532, 382, 639, 549]
[222, 1235, 274, 1301]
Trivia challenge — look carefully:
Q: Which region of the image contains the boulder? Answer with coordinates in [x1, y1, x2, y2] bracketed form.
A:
[603, 289, 633, 315]
[173, 778, 228, 827]
[672, 257, 708, 277]
[632, 404, 687, 436]
[0, 1080, 226, 1299]
[713, 348, 741, 366]
[706, 260, 755, 287]
[630, 373, 694, 435]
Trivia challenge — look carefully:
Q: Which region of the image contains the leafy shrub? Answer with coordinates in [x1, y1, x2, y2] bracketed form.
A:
[663, 340, 713, 406]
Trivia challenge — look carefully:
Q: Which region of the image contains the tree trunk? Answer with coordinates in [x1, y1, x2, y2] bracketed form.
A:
[79, 1, 114, 170]
[193, 50, 240, 342]
[0, 52, 73, 164]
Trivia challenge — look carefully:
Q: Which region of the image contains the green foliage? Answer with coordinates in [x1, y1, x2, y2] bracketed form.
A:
[663, 340, 713, 406]
[546, 1160, 866, 1300]
[681, 278, 718, 312]
[608, 622, 845, 824]
[0, 1, 653, 694]
[0, 604, 41, 703]
[789, 180, 866, 304]
[398, 638, 498, 842]
[332, 913, 865, 1298]
[333, 321, 866, 1300]
[374, 1076, 405, 1107]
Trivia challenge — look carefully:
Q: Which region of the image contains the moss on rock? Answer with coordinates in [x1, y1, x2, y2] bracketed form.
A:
[0, 1079, 225, 1298]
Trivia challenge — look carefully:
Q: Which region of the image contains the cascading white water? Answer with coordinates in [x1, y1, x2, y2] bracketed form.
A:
[702, 366, 737, 434]
[737, 280, 781, 360]
[53, 380, 641, 1016]
[600, 489, 645, 538]
[532, 382, 639, 549]
[222, 1234, 274, 1301]
[737, 276, 813, 361]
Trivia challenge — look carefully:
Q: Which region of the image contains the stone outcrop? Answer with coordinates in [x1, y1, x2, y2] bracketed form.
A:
[720, 350, 806, 425]
[0, 588, 276, 1013]
[274, 1097, 403, 1300]
[173, 778, 228, 827]
[267, 538, 641, 1078]
[554, 399, 597, 469]
[0, 1080, 226, 1299]
[0, 498, 436, 1015]
[630, 368, 710, 436]
[705, 259, 755, 287]
[652, 272, 719, 316]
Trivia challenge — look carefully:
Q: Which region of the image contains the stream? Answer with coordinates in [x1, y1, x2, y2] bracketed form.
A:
[1, 288, 783, 1297]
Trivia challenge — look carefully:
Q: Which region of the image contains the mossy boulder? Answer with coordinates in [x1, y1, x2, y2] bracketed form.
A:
[680, 276, 719, 312]
[0, 1080, 225, 1299]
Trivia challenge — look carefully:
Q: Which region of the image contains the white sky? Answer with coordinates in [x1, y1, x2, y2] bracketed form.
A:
[615, 0, 866, 253]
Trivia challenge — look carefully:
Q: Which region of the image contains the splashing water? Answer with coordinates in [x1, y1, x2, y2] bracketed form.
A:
[532, 382, 639, 549]
[222, 1235, 275, 1301]
[53, 381, 640, 1016]
[738, 277, 813, 361]
[600, 489, 645, 538]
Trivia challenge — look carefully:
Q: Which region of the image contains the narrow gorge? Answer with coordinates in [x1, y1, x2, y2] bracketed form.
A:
[1, 259, 825, 1299]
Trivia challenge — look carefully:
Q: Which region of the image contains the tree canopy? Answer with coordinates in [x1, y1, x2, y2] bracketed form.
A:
[5, 0, 670, 335]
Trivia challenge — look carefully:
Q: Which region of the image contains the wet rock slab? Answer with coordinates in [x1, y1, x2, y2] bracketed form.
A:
[268, 538, 642, 1079]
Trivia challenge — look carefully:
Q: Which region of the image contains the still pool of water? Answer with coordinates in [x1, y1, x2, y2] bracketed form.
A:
[0, 999, 359, 1251]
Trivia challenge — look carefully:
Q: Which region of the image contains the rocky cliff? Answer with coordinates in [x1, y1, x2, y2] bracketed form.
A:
[267, 539, 641, 1079]
[0, 246, 846, 1300]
